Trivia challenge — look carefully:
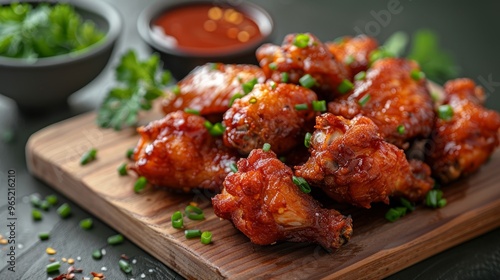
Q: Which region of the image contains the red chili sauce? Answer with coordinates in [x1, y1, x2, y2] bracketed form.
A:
[153, 4, 263, 54]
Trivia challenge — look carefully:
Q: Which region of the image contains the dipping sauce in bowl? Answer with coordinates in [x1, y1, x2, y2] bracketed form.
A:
[138, 0, 274, 80]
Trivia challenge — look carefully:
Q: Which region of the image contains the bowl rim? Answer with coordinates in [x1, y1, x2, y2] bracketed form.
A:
[0, 0, 122, 68]
[137, 0, 274, 58]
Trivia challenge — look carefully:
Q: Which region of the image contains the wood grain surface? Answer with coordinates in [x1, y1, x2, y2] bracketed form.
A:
[25, 101, 500, 279]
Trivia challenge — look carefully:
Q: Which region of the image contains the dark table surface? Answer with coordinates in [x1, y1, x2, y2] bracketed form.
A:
[1, 0, 499, 279]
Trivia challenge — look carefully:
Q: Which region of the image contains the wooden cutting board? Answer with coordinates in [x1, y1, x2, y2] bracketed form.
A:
[26, 103, 500, 279]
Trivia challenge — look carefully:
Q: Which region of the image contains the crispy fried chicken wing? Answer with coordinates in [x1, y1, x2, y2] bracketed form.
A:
[256, 33, 349, 99]
[131, 111, 239, 191]
[295, 113, 434, 208]
[223, 82, 317, 155]
[426, 78, 500, 183]
[328, 58, 435, 149]
[212, 149, 353, 250]
[326, 35, 379, 79]
[161, 63, 266, 120]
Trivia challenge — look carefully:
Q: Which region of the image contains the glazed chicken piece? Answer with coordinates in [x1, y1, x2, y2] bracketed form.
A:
[223, 82, 317, 155]
[295, 113, 434, 208]
[426, 78, 500, 183]
[131, 111, 239, 192]
[212, 149, 353, 250]
[328, 58, 435, 149]
[161, 63, 266, 121]
[326, 35, 379, 79]
[256, 32, 349, 99]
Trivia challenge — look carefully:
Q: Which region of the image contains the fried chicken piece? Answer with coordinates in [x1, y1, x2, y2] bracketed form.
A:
[131, 111, 239, 191]
[425, 78, 500, 183]
[295, 113, 434, 208]
[328, 58, 435, 149]
[161, 63, 266, 121]
[223, 82, 317, 155]
[212, 149, 353, 250]
[256, 33, 349, 99]
[326, 35, 379, 79]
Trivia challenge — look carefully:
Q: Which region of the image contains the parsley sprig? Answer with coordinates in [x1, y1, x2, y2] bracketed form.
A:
[97, 50, 172, 130]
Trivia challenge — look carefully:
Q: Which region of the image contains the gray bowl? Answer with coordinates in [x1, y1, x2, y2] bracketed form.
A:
[137, 0, 274, 80]
[0, 0, 122, 112]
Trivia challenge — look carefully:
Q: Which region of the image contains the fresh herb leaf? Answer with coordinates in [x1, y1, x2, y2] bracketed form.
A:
[97, 50, 172, 130]
[381, 31, 409, 58]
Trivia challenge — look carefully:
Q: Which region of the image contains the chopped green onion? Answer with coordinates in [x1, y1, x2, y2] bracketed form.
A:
[185, 205, 205, 220]
[269, 81, 277, 90]
[209, 62, 219, 70]
[425, 189, 446, 208]
[107, 234, 124, 245]
[269, 62, 278, 70]
[262, 143, 271, 152]
[92, 249, 102, 260]
[242, 78, 258, 94]
[208, 122, 225, 137]
[45, 194, 58, 206]
[281, 72, 289, 83]
[229, 162, 238, 173]
[46, 261, 61, 273]
[431, 91, 440, 102]
[184, 108, 200, 115]
[80, 218, 93, 230]
[117, 163, 128, 176]
[171, 211, 183, 229]
[292, 176, 311, 193]
[185, 229, 202, 239]
[385, 207, 407, 222]
[354, 71, 366, 81]
[172, 85, 181, 95]
[397, 125, 406, 135]
[304, 132, 312, 148]
[358, 94, 371, 107]
[295, 103, 308, 110]
[30, 194, 42, 208]
[126, 148, 134, 159]
[337, 79, 354, 94]
[299, 74, 316, 88]
[57, 203, 71, 219]
[40, 200, 50, 211]
[344, 55, 355, 65]
[312, 100, 327, 112]
[229, 93, 244, 107]
[201, 231, 213, 244]
[249, 97, 258, 104]
[204, 120, 213, 130]
[119, 259, 132, 274]
[80, 148, 97, 165]
[134, 176, 148, 193]
[400, 197, 415, 212]
[438, 104, 454, 121]
[279, 156, 287, 163]
[410, 69, 425, 81]
[293, 33, 310, 48]
[438, 198, 447, 208]
[39, 232, 50, 241]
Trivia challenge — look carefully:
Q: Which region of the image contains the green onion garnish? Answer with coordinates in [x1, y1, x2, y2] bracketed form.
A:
[134, 176, 148, 193]
[229, 162, 238, 173]
[126, 148, 135, 159]
[410, 69, 425, 81]
[431, 91, 440, 102]
[185, 205, 205, 220]
[39, 232, 50, 241]
[270, 81, 277, 90]
[117, 163, 128, 176]
[269, 62, 278, 70]
[171, 211, 183, 229]
[292, 176, 311, 193]
[92, 249, 102, 260]
[30, 194, 42, 208]
[201, 231, 213, 244]
[208, 122, 225, 136]
[119, 259, 132, 274]
[46, 261, 61, 273]
[397, 125, 406, 135]
[438, 104, 454, 121]
[45, 194, 58, 206]
[249, 97, 258, 104]
[400, 197, 415, 212]
[281, 72, 289, 83]
[229, 93, 244, 107]
[358, 94, 371, 107]
[262, 143, 271, 152]
[80, 148, 97, 165]
[425, 189, 447, 208]
[344, 55, 355, 65]
[184, 108, 200, 115]
[312, 100, 327, 112]
[57, 203, 71, 219]
[299, 74, 316, 88]
[385, 207, 407, 222]
[293, 33, 310, 48]
[304, 132, 312, 148]
[242, 78, 258, 94]
[107, 234, 124, 245]
[172, 85, 181, 95]
[40, 200, 50, 211]
[337, 79, 354, 94]
[295, 103, 308, 110]
[80, 218, 93, 230]
[185, 229, 202, 239]
[354, 71, 366, 81]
